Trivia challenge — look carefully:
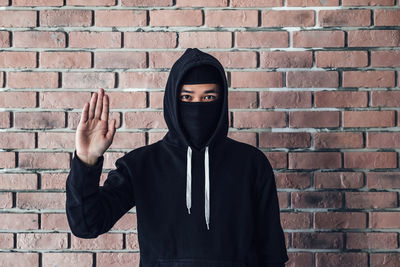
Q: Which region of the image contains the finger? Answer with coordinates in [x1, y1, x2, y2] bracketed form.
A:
[106, 119, 116, 140]
[80, 102, 89, 123]
[101, 93, 109, 122]
[95, 88, 103, 120]
[88, 92, 98, 120]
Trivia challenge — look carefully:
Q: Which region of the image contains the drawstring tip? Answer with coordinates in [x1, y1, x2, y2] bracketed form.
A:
[206, 223, 210, 230]
[187, 207, 191, 214]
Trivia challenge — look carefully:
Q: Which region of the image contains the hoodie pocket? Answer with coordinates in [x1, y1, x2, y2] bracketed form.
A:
[156, 258, 245, 267]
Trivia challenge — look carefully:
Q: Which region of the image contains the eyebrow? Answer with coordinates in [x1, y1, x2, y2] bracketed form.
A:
[181, 88, 218, 94]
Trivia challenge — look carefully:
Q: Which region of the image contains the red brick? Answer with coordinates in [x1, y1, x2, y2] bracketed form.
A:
[367, 172, 400, 189]
[125, 111, 166, 129]
[181, 31, 232, 48]
[314, 91, 368, 108]
[342, 0, 394, 5]
[314, 212, 366, 229]
[0, 192, 13, 208]
[69, 32, 121, 48]
[316, 253, 368, 267]
[8, 72, 59, 89]
[280, 212, 311, 229]
[290, 111, 340, 128]
[228, 91, 257, 109]
[125, 32, 177, 48]
[119, 71, 168, 89]
[95, 10, 147, 27]
[346, 191, 398, 209]
[39, 91, 89, 109]
[0, 253, 38, 266]
[259, 132, 310, 148]
[149, 51, 184, 69]
[206, 10, 258, 27]
[344, 152, 397, 169]
[40, 52, 91, 69]
[0, 52, 36, 68]
[0, 132, 35, 148]
[17, 192, 66, 209]
[0, 0, 7, 4]
[287, 0, 339, 5]
[346, 232, 398, 249]
[374, 9, 400, 26]
[13, 0, 63, 5]
[150, 10, 202, 26]
[293, 31, 345, 47]
[42, 253, 93, 266]
[367, 132, 400, 148]
[343, 71, 395, 88]
[14, 111, 64, 129]
[343, 111, 395, 127]
[18, 152, 69, 170]
[262, 10, 315, 27]
[62, 72, 115, 89]
[231, 71, 283, 88]
[370, 212, 400, 228]
[233, 111, 286, 128]
[260, 91, 311, 108]
[17, 233, 67, 249]
[176, 0, 227, 6]
[265, 152, 287, 169]
[319, 10, 370, 26]
[37, 132, 74, 149]
[95, 52, 146, 69]
[230, 0, 283, 6]
[260, 51, 313, 68]
[121, 0, 172, 6]
[209, 51, 258, 69]
[0, 111, 10, 127]
[71, 233, 123, 250]
[316, 51, 368, 68]
[0, 213, 38, 229]
[314, 172, 364, 189]
[235, 31, 288, 48]
[287, 71, 338, 88]
[13, 31, 66, 48]
[97, 253, 140, 266]
[227, 131, 257, 147]
[289, 152, 342, 169]
[293, 232, 343, 249]
[370, 253, 400, 267]
[0, 11, 36, 27]
[67, 0, 116, 5]
[371, 51, 400, 67]
[107, 91, 146, 109]
[348, 30, 400, 47]
[0, 71, 3, 87]
[0, 173, 37, 190]
[0, 31, 10, 47]
[275, 172, 311, 189]
[40, 10, 92, 27]
[314, 132, 363, 149]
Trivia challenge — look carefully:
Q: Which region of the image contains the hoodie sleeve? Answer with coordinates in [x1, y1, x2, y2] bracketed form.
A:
[65, 150, 135, 238]
[254, 159, 289, 267]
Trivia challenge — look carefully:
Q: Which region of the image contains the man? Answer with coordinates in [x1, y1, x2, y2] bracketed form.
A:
[66, 48, 289, 266]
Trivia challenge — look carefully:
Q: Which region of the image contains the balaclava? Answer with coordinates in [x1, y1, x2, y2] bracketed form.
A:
[178, 64, 223, 150]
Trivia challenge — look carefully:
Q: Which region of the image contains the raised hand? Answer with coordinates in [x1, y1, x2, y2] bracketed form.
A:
[75, 88, 117, 166]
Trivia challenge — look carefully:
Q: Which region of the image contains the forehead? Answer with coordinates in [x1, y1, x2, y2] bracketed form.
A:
[180, 83, 219, 93]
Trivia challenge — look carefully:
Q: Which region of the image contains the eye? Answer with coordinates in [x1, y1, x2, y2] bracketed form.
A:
[204, 95, 216, 100]
[181, 95, 191, 100]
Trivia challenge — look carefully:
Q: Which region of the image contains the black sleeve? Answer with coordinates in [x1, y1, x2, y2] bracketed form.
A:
[254, 160, 289, 266]
[65, 150, 136, 238]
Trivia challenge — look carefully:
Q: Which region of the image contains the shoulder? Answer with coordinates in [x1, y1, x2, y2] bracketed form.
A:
[119, 140, 163, 163]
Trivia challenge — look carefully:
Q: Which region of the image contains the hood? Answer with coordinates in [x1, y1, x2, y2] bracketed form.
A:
[162, 48, 229, 230]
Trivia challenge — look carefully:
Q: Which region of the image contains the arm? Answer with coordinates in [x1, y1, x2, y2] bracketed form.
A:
[65, 150, 135, 238]
[254, 160, 289, 266]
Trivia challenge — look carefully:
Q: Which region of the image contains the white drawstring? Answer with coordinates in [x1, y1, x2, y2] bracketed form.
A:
[186, 145, 210, 230]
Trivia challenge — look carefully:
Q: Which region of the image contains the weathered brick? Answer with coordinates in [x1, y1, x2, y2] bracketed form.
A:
[314, 172, 364, 189]
[316, 253, 368, 267]
[230, 0, 283, 6]
[125, 111, 166, 129]
[95, 52, 146, 69]
[346, 232, 398, 249]
[42, 253, 93, 266]
[181, 31, 232, 48]
[62, 72, 115, 89]
[344, 152, 397, 169]
[289, 152, 342, 169]
[40, 52, 91, 69]
[280, 212, 311, 229]
[8, 72, 59, 89]
[69, 32, 121, 48]
[14, 111, 64, 129]
[0, 52, 37, 68]
[319, 10, 370, 26]
[259, 132, 310, 148]
[71, 233, 123, 250]
[342, 0, 394, 5]
[0, 31, 10, 47]
[0, 173, 37, 190]
[150, 10, 202, 26]
[314, 212, 366, 229]
[314, 91, 368, 108]
[343, 111, 395, 127]
[0, 253, 38, 266]
[0, 132, 35, 148]
[13, 0, 63, 6]
[342, 71, 395, 88]
[13, 31, 66, 48]
[233, 111, 286, 128]
[348, 30, 400, 47]
[262, 10, 315, 27]
[40, 10, 92, 27]
[289, 111, 340, 128]
[370, 212, 400, 228]
[370, 253, 400, 267]
[314, 132, 364, 149]
[367, 172, 400, 189]
[275, 172, 311, 189]
[293, 31, 345, 47]
[125, 32, 177, 48]
[346, 192, 398, 209]
[371, 51, 400, 67]
[206, 10, 258, 27]
[287, 0, 339, 6]
[0, 11, 36, 27]
[231, 71, 283, 88]
[119, 72, 168, 89]
[315, 51, 368, 67]
[176, 0, 227, 6]
[260, 51, 313, 68]
[293, 232, 343, 249]
[17, 233, 67, 249]
[17, 192, 67, 209]
[367, 132, 400, 148]
[235, 31, 288, 48]
[287, 71, 338, 88]
[374, 9, 400, 26]
[95, 10, 147, 27]
[260, 91, 311, 108]
[121, 0, 172, 6]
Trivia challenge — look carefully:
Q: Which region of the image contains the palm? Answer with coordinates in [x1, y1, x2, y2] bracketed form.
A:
[75, 88, 116, 160]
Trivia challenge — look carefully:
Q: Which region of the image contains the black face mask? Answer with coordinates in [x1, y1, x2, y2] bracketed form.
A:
[178, 98, 222, 150]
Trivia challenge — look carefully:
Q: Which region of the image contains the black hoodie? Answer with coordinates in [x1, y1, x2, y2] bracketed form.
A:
[66, 48, 289, 267]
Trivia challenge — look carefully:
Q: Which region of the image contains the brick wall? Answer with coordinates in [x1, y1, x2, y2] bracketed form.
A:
[0, 0, 399, 266]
